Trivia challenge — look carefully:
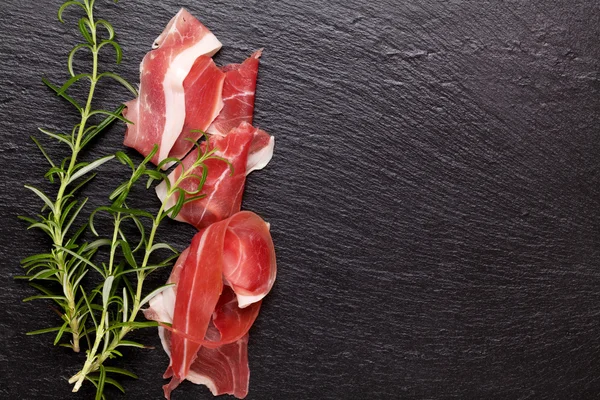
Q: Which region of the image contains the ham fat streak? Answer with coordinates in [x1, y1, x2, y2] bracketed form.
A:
[126, 9, 277, 399]
[144, 212, 276, 399]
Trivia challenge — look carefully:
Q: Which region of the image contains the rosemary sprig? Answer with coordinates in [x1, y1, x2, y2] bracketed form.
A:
[20, 0, 136, 352]
[68, 140, 228, 396]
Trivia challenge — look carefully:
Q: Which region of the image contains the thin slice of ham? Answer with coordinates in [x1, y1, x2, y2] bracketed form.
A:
[220, 212, 276, 308]
[166, 223, 225, 395]
[207, 50, 262, 136]
[144, 211, 276, 399]
[186, 330, 250, 399]
[123, 8, 222, 166]
[157, 325, 251, 399]
[156, 122, 274, 230]
[168, 55, 225, 160]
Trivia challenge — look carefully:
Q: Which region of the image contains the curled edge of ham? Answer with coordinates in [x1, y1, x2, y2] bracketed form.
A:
[155, 122, 275, 226]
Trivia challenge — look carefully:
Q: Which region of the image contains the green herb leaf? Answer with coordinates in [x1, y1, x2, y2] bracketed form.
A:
[103, 367, 138, 379]
[69, 155, 114, 184]
[24, 185, 56, 214]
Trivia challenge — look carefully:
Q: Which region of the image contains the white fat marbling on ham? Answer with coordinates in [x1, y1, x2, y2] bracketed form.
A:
[246, 135, 274, 175]
[159, 35, 222, 161]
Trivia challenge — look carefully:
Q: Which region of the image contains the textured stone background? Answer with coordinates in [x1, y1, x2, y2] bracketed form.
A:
[1, 0, 599, 399]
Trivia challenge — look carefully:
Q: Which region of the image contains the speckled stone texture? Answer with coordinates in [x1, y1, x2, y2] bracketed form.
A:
[1, 0, 599, 399]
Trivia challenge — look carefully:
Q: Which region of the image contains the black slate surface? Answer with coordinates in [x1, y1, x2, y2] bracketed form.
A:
[1, 0, 600, 399]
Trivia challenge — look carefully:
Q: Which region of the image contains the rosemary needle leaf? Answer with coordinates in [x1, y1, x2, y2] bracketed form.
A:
[149, 242, 178, 254]
[81, 105, 126, 147]
[115, 151, 135, 171]
[102, 276, 115, 308]
[26, 326, 66, 336]
[68, 43, 93, 77]
[42, 77, 83, 111]
[88, 109, 132, 124]
[108, 182, 128, 202]
[17, 215, 39, 225]
[114, 265, 166, 278]
[119, 240, 137, 268]
[95, 366, 107, 400]
[98, 40, 123, 65]
[116, 340, 147, 349]
[57, 1, 86, 23]
[62, 200, 88, 239]
[122, 287, 128, 322]
[69, 154, 114, 184]
[23, 295, 66, 305]
[108, 206, 154, 219]
[24, 185, 56, 214]
[53, 321, 70, 345]
[95, 20, 116, 40]
[104, 367, 138, 380]
[68, 172, 97, 196]
[104, 377, 126, 394]
[183, 194, 207, 204]
[107, 321, 159, 332]
[30, 136, 56, 168]
[81, 288, 98, 329]
[84, 377, 107, 400]
[71, 274, 88, 298]
[38, 128, 74, 150]
[78, 17, 95, 45]
[56, 73, 92, 96]
[98, 72, 138, 97]
[28, 269, 62, 281]
[58, 246, 105, 277]
[28, 282, 58, 296]
[168, 189, 186, 219]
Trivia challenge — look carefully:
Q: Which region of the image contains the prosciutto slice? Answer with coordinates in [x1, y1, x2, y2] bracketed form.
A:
[144, 211, 276, 399]
[156, 122, 275, 230]
[207, 50, 262, 136]
[158, 326, 251, 399]
[123, 8, 223, 166]
[169, 56, 225, 160]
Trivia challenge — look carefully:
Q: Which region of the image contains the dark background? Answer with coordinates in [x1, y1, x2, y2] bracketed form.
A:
[1, 0, 599, 399]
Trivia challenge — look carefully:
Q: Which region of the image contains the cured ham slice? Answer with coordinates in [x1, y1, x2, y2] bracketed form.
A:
[207, 50, 262, 136]
[144, 211, 276, 399]
[156, 122, 275, 230]
[166, 225, 224, 397]
[158, 327, 251, 399]
[147, 288, 257, 398]
[123, 8, 223, 166]
[186, 331, 250, 399]
[169, 56, 225, 160]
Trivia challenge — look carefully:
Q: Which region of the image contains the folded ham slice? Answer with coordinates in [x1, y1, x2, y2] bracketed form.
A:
[123, 8, 223, 166]
[207, 50, 262, 137]
[158, 326, 251, 399]
[144, 211, 276, 399]
[155, 122, 274, 230]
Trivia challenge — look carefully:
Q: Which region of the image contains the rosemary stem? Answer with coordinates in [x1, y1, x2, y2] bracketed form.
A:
[51, 14, 100, 351]
[70, 201, 167, 388]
